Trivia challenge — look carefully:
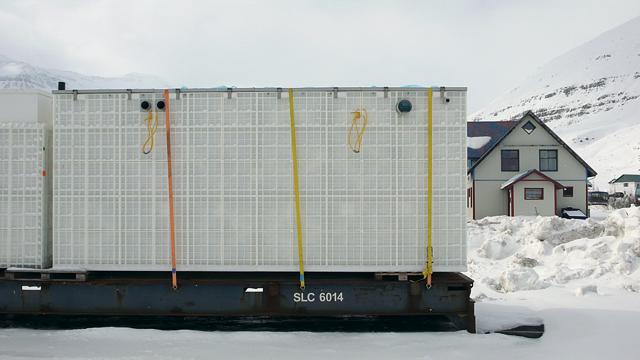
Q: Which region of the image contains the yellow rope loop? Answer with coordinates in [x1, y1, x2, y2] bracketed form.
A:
[142, 110, 158, 155]
[347, 108, 368, 153]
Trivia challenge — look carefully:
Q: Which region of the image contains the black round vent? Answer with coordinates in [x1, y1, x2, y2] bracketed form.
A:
[156, 100, 165, 110]
[397, 99, 412, 113]
[140, 100, 151, 111]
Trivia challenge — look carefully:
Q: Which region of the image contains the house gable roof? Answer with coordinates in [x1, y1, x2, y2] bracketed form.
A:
[609, 174, 640, 183]
[500, 169, 565, 190]
[467, 111, 597, 177]
[467, 121, 518, 160]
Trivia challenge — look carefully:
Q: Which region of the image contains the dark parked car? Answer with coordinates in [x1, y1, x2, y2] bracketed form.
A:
[588, 191, 609, 205]
[610, 192, 625, 198]
[561, 207, 587, 220]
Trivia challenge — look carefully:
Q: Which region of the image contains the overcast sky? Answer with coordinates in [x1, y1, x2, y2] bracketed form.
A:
[1, 0, 639, 111]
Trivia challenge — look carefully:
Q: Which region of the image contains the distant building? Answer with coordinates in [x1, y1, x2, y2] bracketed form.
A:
[467, 111, 597, 219]
[608, 174, 640, 198]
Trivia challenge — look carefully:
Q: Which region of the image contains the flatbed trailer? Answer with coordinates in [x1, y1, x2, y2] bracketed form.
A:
[0, 269, 475, 332]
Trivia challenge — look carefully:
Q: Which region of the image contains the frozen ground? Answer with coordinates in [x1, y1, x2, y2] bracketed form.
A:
[1, 206, 639, 359]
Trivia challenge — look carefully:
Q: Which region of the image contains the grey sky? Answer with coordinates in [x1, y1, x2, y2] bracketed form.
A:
[1, 0, 639, 111]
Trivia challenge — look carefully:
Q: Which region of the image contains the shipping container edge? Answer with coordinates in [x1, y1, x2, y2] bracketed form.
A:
[52, 86, 468, 95]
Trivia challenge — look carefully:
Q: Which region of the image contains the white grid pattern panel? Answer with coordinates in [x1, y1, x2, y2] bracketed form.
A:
[53, 88, 466, 272]
[0, 123, 51, 268]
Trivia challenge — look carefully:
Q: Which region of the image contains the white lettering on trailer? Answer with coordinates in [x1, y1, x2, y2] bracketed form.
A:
[293, 292, 344, 303]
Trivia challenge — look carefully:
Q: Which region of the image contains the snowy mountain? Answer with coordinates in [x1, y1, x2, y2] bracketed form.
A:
[472, 16, 640, 189]
[0, 54, 168, 90]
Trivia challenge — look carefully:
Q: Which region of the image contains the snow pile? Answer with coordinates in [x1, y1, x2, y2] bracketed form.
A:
[574, 284, 598, 296]
[467, 136, 492, 149]
[467, 207, 640, 294]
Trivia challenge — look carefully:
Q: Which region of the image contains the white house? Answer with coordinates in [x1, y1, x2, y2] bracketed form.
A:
[608, 174, 640, 198]
[467, 111, 597, 219]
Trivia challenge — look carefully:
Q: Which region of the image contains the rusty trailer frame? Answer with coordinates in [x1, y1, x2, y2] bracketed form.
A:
[0, 270, 475, 332]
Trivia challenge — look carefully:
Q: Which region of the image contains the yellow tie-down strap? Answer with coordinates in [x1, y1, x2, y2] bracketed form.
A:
[288, 88, 306, 290]
[422, 88, 434, 288]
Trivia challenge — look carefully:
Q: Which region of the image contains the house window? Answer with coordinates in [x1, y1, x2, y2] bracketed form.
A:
[624, 183, 629, 187]
[501, 150, 519, 172]
[540, 150, 558, 171]
[522, 121, 536, 134]
[563, 186, 573, 197]
[524, 188, 544, 200]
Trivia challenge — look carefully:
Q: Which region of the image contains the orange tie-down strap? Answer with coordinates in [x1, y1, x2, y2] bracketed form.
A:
[164, 89, 178, 290]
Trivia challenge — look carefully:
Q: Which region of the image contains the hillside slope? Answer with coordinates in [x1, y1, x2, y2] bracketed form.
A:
[0, 55, 167, 90]
[472, 16, 640, 189]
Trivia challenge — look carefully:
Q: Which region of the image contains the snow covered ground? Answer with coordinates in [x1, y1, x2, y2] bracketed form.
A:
[1, 207, 639, 359]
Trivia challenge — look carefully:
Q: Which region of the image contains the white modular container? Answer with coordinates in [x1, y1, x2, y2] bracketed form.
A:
[0, 89, 53, 125]
[0, 90, 53, 269]
[53, 87, 467, 272]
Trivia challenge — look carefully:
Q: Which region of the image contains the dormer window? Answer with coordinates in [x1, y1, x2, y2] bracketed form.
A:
[522, 121, 536, 134]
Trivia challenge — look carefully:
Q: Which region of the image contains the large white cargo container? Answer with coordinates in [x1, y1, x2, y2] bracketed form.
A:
[0, 90, 52, 269]
[53, 87, 467, 272]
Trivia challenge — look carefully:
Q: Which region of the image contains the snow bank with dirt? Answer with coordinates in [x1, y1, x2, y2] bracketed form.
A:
[467, 206, 640, 295]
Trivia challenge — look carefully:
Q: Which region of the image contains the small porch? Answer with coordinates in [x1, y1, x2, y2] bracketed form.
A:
[501, 169, 564, 217]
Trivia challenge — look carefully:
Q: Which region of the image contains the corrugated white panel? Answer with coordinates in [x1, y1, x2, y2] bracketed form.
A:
[53, 88, 466, 272]
[0, 123, 51, 268]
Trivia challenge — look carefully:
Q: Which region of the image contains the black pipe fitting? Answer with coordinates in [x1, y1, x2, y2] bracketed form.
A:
[397, 99, 412, 113]
[140, 101, 151, 111]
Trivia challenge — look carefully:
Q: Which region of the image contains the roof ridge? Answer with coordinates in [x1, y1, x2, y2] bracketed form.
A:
[468, 111, 597, 177]
[610, 174, 640, 183]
